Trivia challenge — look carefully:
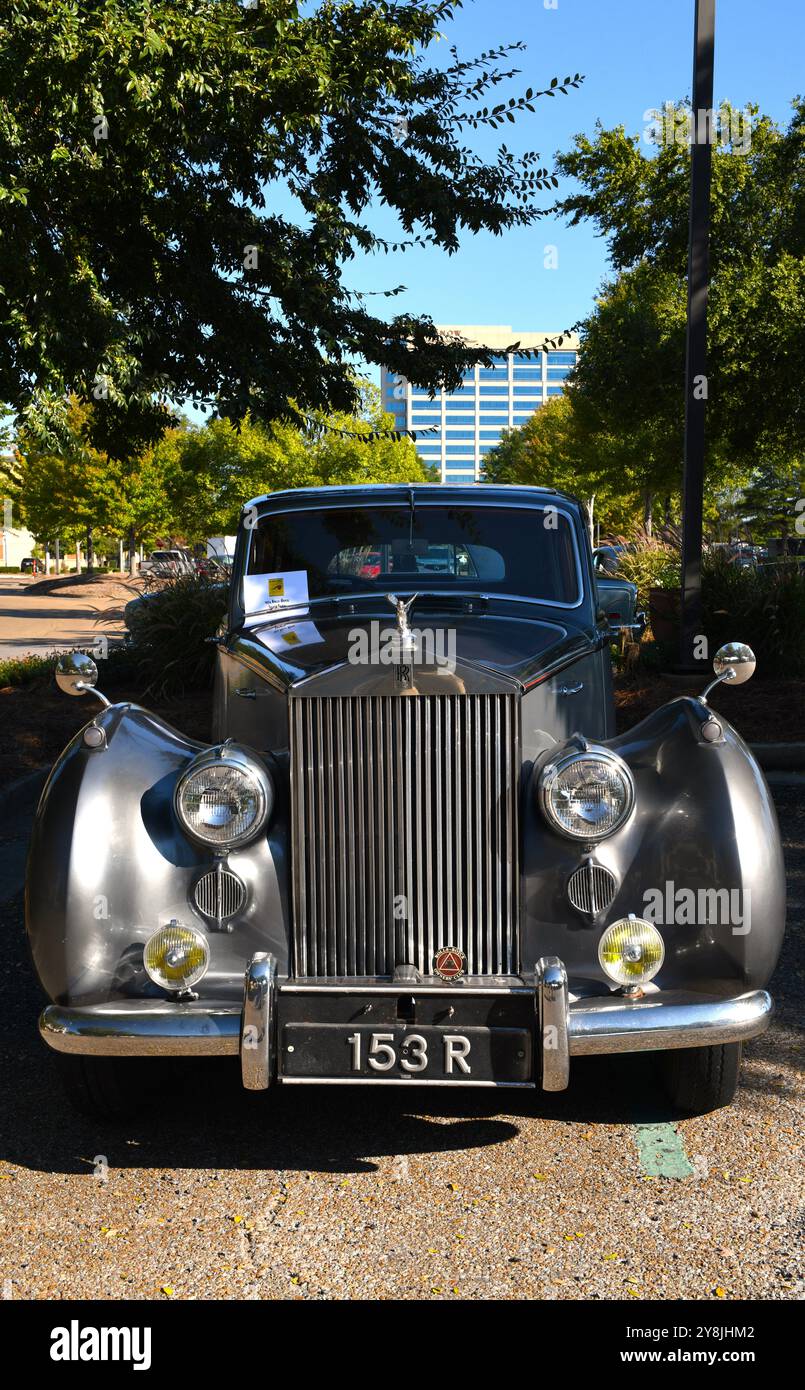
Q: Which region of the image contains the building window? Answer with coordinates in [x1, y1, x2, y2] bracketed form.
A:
[445, 446, 476, 457]
[547, 352, 577, 366]
[479, 386, 509, 396]
[476, 414, 510, 424]
[512, 368, 542, 380]
[443, 430, 476, 439]
[513, 352, 541, 365]
[547, 386, 565, 396]
[547, 368, 571, 380]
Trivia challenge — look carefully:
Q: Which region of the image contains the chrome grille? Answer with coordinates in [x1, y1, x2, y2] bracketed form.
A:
[567, 860, 616, 916]
[193, 866, 246, 925]
[290, 694, 520, 977]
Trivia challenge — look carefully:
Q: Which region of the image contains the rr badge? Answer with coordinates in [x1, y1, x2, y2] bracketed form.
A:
[433, 946, 466, 981]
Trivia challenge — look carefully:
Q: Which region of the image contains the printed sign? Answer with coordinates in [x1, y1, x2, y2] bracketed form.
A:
[244, 570, 309, 614]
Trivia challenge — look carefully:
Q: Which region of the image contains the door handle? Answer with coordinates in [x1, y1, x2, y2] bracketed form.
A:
[234, 687, 256, 699]
[556, 682, 583, 695]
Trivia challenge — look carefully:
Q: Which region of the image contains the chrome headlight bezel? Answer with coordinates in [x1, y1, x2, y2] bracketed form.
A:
[174, 743, 274, 850]
[538, 745, 635, 842]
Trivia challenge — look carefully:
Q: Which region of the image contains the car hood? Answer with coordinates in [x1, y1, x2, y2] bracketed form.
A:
[231, 599, 599, 695]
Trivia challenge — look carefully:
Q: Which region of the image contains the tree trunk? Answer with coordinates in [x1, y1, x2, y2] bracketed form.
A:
[586, 495, 595, 549]
[128, 527, 136, 577]
[643, 490, 654, 537]
[86, 526, 94, 575]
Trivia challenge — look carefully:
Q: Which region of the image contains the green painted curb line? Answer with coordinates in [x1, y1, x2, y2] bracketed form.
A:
[633, 1122, 694, 1178]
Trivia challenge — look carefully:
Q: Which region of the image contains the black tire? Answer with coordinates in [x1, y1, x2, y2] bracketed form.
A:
[54, 1053, 173, 1120]
[660, 1042, 742, 1115]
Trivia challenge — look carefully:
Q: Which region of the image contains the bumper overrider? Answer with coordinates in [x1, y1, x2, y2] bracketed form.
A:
[39, 954, 773, 1091]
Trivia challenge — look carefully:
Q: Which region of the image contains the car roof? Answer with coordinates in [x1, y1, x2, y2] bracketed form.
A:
[242, 482, 583, 514]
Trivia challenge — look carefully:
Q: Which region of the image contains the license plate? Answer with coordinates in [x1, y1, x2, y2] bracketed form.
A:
[280, 1024, 532, 1084]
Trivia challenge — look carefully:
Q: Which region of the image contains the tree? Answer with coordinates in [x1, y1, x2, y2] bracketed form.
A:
[14, 399, 130, 560]
[482, 395, 633, 537]
[554, 100, 805, 466]
[156, 384, 433, 538]
[0, 0, 581, 455]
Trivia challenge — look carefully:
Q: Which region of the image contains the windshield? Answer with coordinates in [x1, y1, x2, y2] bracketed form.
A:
[246, 504, 581, 606]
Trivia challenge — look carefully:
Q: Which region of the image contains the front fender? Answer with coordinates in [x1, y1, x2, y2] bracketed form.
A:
[25, 704, 291, 1007]
[522, 697, 785, 991]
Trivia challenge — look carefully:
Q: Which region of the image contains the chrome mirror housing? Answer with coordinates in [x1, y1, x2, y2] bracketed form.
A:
[55, 650, 99, 697]
[701, 642, 756, 703]
[55, 650, 111, 707]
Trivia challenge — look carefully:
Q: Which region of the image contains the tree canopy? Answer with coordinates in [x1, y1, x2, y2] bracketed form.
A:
[10, 386, 432, 547]
[554, 100, 805, 465]
[0, 0, 581, 455]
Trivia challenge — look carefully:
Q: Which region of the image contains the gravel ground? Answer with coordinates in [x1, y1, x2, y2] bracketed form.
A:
[0, 787, 802, 1303]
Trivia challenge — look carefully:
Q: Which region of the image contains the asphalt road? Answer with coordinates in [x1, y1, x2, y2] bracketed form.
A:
[0, 575, 128, 661]
[0, 786, 802, 1302]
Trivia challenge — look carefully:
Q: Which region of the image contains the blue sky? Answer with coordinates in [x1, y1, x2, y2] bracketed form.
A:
[344, 0, 803, 382]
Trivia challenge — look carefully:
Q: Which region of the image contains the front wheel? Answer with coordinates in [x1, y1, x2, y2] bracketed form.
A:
[660, 1042, 743, 1115]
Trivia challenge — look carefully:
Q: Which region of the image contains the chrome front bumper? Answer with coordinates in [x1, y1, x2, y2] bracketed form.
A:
[39, 953, 773, 1091]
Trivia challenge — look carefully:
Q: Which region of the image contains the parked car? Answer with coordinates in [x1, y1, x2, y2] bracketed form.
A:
[592, 546, 645, 637]
[139, 548, 194, 577]
[20, 556, 43, 574]
[29, 485, 784, 1118]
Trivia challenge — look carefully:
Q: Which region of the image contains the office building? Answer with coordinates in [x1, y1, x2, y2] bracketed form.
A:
[380, 324, 580, 483]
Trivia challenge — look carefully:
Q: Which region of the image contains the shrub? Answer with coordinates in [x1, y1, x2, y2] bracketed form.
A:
[126, 574, 228, 696]
[0, 652, 58, 687]
[701, 554, 805, 678]
[614, 538, 681, 611]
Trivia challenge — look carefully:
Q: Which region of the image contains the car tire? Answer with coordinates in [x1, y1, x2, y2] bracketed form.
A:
[660, 1042, 742, 1115]
[54, 1054, 174, 1120]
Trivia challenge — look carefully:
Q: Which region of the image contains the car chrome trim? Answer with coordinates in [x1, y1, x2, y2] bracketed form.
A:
[536, 956, 570, 1091]
[568, 987, 773, 1055]
[241, 952, 277, 1090]
[39, 1002, 240, 1056]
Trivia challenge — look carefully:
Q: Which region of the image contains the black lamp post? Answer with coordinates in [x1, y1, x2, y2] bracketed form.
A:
[679, 0, 716, 670]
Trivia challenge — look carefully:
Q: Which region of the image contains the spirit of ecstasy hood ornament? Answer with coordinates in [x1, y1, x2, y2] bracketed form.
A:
[387, 592, 419, 659]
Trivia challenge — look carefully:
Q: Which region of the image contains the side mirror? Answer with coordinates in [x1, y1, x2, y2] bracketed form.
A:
[712, 642, 756, 686]
[54, 650, 112, 711]
[55, 650, 99, 697]
[701, 642, 756, 703]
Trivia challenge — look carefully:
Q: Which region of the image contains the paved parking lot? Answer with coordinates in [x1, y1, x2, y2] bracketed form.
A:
[0, 786, 801, 1302]
[0, 575, 129, 661]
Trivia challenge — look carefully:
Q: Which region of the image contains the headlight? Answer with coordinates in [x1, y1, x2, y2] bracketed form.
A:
[174, 743, 273, 849]
[598, 917, 664, 986]
[144, 921, 210, 992]
[539, 745, 634, 840]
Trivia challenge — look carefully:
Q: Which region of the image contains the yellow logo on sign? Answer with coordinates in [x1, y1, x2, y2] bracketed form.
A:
[268, 577, 285, 597]
[282, 631, 301, 645]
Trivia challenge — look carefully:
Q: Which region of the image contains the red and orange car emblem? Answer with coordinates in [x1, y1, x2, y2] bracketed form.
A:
[433, 947, 466, 981]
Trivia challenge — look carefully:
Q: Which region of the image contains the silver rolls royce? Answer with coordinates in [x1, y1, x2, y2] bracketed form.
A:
[27, 484, 784, 1116]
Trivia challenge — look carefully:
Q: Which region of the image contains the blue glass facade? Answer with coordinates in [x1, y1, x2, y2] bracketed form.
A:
[380, 330, 578, 483]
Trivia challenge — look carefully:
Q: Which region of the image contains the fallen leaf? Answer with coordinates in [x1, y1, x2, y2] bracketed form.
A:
[715, 1287, 727, 1298]
[160, 1286, 174, 1297]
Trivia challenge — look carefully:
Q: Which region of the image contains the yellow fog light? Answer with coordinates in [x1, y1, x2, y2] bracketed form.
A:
[598, 917, 664, 987]
[144, 920, 209, 992]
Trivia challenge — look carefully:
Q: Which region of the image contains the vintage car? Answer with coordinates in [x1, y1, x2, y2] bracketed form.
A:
[27, 484, 785, 1117]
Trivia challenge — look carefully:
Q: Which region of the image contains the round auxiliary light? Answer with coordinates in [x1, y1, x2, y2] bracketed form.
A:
[144, 921, 210, 992]
[539, 746, 634, 841]
[174, 744, 273, 849]
[598, 917, 664, 987]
